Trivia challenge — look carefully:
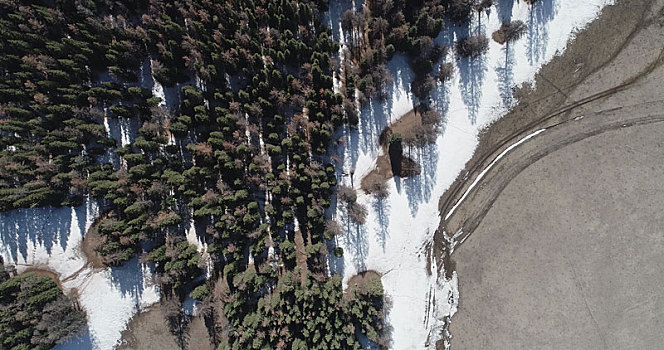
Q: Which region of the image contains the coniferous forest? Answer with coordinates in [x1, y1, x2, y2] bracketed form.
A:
[0, 0, 516, 348]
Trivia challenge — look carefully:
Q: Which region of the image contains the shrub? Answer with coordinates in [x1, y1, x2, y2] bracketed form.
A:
[348, 202, 368, 225]
[364, 173, 389, 199]
[337, 185, 357, 204]
[190, 284, 210, 300]
[455, 34, 489, 58]
[447, 0, 474, 23]
[411, 75, 436, 99]
[501, 20, 527, 44]
[325, 219, 344, 239]
[334, 246, 344, 257]
[438, 62, 455, 82]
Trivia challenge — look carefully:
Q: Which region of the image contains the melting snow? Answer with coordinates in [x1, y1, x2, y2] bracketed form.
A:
[0, 198, 160, 350]
[327, 0, 613, 348]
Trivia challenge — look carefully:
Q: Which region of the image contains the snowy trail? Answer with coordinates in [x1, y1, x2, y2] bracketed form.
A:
[327, 0, 614, 348]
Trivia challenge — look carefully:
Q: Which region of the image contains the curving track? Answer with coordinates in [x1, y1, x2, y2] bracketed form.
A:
[435, 0, 664, 254]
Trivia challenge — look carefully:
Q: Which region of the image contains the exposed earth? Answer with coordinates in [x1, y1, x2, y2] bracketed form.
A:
[118, 302, 214, 350]
[438, 0, 664, 348]
[450, 111, 664, 349]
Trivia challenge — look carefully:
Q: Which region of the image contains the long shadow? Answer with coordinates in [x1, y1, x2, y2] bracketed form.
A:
[403, 143, 441, 216]
[324, 178, 345, 276]
[497, 0, 515, 22]
[456, 19, 488, 126]
[138, 59, 155, 92]
[0, 206, 72, 263]
[326, 237, 345, 276]
[358, 54, 413, 155]
[338, 205, 368, 273]
[372, 197, 390, 252]
[527, 0, 557, 65]
[439, 17, 489, 126]
[496, 43, 517, 109]
[323, 0, 353, 42]
[109, 256, 157, 310]
[342, 53, 414, 177]
[53, 324, 94, 350]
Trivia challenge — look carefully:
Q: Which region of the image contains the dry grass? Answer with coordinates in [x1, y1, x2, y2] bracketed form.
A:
[344, 270, 381, 297]
[80, 215, 108, 269]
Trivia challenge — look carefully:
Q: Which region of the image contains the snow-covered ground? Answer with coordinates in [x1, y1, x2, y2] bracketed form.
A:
[0, 1, 613, 349]
[0, 198, 160, 350]
[327, 0, 613, 348]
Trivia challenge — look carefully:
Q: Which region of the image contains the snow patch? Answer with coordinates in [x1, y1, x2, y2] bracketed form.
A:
[328, 0, 612, 348]
[0, 198, 160, 350]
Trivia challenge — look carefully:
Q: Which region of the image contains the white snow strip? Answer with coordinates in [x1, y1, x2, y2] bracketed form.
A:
[186, 214, 207, 252]
[444, 128, 546, 221]
[151, 59, 167, 108]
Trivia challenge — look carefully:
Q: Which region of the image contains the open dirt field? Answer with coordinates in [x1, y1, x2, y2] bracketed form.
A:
[443, 0, 664, 348]
[450, 118, 664, 349]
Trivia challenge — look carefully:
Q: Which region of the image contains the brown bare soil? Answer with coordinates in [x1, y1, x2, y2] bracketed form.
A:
[361, 106, 426, 192]
[118, 302, 215, 350]
[378, 105, 427, 147]
[360, 155, 392, 192]
[433, 0, 664, 348]
[22, 267, 62, 287]
[81, 229, 105, 270]
[293, 230, 308, 284]
[80, 213, 110, 269]
[118, 303, 178, 350]
[360, 153, 421, 193]
[435, 0, 658, 260]
[491, 30, 506, 45]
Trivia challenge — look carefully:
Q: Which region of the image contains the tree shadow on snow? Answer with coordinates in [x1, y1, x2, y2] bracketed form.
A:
[437, 18, 488, 126]
[341, 53, 415, 177]
[53, 324, 95, 350]
[109, 256, 156, 308]
[527, 0, 557, 65]
[496, 43, 517, 109]
[399, 71, 450, 215]
[338, 207, 368, 273]
[323, 0, 354, 42]
[372, 197, 390, 252]
[324, 186, 345, 276]
[497, 0, 515, 23]
[0, 206, 77, 264]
